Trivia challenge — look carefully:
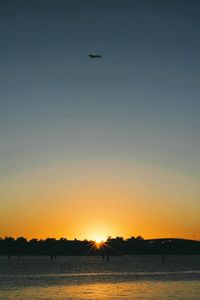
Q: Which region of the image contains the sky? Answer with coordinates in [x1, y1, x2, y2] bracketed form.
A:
[0, 0, 200, 241]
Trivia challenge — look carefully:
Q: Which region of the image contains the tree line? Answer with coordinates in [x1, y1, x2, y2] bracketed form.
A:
[0, 236, 199, 256]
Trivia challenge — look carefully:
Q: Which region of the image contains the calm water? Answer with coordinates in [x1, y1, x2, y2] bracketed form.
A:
[0, 255, 200, 299]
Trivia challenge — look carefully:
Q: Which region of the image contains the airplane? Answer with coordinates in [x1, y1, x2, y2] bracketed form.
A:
[88, 54, 102, 58]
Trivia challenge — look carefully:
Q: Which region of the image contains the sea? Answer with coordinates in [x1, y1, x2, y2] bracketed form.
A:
[0, 255, 200, 299]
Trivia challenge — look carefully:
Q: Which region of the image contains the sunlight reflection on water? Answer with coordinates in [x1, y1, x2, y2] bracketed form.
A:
[0, 255, 200, 299]
[1, 281, 200, 300]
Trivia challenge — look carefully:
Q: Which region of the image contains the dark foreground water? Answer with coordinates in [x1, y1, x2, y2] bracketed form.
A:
[0, 255, 200, 299]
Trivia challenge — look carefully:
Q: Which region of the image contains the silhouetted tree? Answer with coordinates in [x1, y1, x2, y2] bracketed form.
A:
[0, 236, 199, 255]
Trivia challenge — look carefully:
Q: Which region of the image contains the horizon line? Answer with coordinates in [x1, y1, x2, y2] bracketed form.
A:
[1, 236, 200, 242]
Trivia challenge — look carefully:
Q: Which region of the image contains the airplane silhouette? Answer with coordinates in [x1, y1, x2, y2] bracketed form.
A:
[88, 54, 102, 58]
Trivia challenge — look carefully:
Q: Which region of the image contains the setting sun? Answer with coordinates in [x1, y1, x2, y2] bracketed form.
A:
[94, 236, 105, 243]
[82, 223, 113, 244]
[94, 239, 105, 249]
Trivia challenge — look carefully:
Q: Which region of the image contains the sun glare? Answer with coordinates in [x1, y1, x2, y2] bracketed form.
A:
[95, 240, 104, 249]
[92, 235, 106, 248]
[84, 224, 111, 245]
[95, 237, 104, 243]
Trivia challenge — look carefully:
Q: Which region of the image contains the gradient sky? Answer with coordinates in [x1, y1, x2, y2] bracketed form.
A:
[0, 0, 200, 241]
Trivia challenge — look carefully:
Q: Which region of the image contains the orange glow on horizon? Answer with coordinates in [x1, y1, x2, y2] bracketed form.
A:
[0, 160, 200, 241]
